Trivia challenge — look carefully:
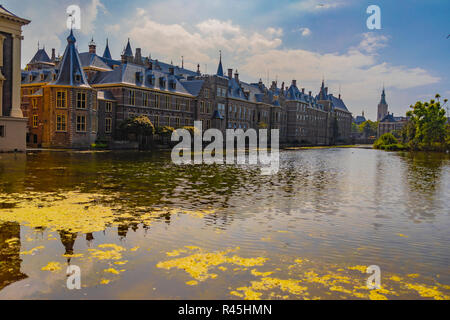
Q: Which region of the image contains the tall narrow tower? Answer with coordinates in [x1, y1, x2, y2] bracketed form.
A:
[377, 87, 388, 121]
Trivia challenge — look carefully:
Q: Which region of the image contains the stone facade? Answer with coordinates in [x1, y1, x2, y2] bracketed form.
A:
[0, 6, 29, 152]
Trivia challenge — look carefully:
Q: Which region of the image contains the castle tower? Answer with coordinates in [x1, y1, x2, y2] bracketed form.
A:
[377, 87, 388, 121]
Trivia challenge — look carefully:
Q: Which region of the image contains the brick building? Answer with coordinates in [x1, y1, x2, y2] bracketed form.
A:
[21, 29, 353, 149]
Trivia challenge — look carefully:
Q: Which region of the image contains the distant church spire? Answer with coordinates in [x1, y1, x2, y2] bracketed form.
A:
[377, 85, 388, 121]
[124, 38, 133, 57]
[216, 50, 224, 77]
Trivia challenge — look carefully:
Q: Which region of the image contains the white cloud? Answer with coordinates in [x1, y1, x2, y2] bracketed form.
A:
[295, 27, 312, 37]
[358, 32, 389, 54]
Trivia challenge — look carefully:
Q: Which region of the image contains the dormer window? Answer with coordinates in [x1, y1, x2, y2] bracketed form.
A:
[135, 72, 143, 83]
[169, 80, 176, 90]
[159, 77, 166, 87]
[40, 74, 45, 81]
[147, 75, 155, 85]
[75, 71, 81, 83]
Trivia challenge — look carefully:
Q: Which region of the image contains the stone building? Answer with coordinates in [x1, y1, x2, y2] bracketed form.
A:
[0, 5, 29, 152]
[21, 29, 353, 149]
[376, 88, 408, 137]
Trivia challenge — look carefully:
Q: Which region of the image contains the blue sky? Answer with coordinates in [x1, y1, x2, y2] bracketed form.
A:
[4, 0, 450, 120]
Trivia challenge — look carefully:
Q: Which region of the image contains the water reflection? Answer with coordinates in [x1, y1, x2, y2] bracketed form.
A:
[0, 149, 448, 299]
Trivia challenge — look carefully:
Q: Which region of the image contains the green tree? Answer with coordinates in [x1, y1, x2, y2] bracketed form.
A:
[358, 120, 378, 137]
[119, 115, 155, 139]
[405, 95, 448, 149]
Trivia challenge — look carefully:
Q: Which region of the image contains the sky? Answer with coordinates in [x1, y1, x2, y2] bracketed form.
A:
[4, 0, 450, 120]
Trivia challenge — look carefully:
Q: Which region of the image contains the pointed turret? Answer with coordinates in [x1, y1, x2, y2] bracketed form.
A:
[124, 38, 133, 57]
[103, 38, 112, 60]
[53, 29, 89, 86]
[216, 50, 224, 77]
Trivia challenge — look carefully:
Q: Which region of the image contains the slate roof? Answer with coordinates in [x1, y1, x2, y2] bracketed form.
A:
[29, 48, 51, 64]
[380, 113, 396, 123]
[228, 78, 247, 101]
[179, 79, 204, 96]
[53, 30, 90, 87]
[79, 52, 112, 71]
[354, 115, 366, 124]
[92, 62, 193, 96]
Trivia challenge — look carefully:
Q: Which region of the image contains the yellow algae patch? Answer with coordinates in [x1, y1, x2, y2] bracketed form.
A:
[157, 247, 266, 282]
[390, 275, 402, 282]
[166, 249, 187, 257]
[233, 277, 308, 300]
[41, 261, 61, 272]
[104, 268, 125, 275]
[369, 290, 388, 300]
[63, 253, 83, 258]
[88, 244, 125, 261]
[330, 286, 353, 295]
[114, 260, 128, 265]
[260, 237, 271, 242]
[407, 274, 419, 279]
[251, 269, 273, 277]
[218, 266, 227, 271]
[404, 283, 449, 300]
[348, 265, 367, 273]
[0, 192, 117, 233]
[20, 246, 44, 255]
[294, 259, 303, 264]
[100, 279, 110, 285]
[186, 280, 198, 286]
[130, 246, 140, 252]
[397, 233, 408, 238]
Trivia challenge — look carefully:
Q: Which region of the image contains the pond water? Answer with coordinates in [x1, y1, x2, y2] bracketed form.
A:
[0, 148, 449, 299]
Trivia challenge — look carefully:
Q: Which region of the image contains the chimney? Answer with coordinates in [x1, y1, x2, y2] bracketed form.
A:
[309, 91, 312, 97]
[234, 70, 239, 83]
[169, 67, 174, 75]
[51, 48, 56, 62]
[135, 48, 142, 64]
[281, 82, 285, 93]
[339, 93, 341, 99]
[88, 38, 96, 54]
[228, 68, 233, 79]
[292, 79, 297, 87]
[301, 88, 305, 94]
[148, 61, 153, 70]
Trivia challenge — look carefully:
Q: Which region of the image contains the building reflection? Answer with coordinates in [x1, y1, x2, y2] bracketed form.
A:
[0, 222, 27, 291]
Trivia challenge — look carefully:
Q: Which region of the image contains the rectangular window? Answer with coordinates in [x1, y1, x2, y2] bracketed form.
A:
[92, 117, 97, 133]
[56, 114, 67, 132]
[32, 98, 38, 109]
[105, 118, 112, 133]
[105, 101, 112, 112]
[77, 92, 87, 109]
[76, 115, 86, 132]
[184, 118, 190, 126]
[206, 120, 211, 129]
[128, 90, 135, 105]
[143, 93, 148, 107]
[154, 94, 160, 108]
[56, 91, 66, 108]
[165, 116, 169, 126]
[165, 96, 171, 109]
[175, 118, 180, 128]
[33, 115, 38, 128]
[201, 101, 205, 113]
[0, 125, 5, 137]
[154, 115, 159, 127]
[176, 99, 181, 111]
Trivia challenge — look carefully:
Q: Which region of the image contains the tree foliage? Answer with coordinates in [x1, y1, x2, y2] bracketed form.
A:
[358, 120, 378, 137]
[401, 94, 449, 151]
[119, 115, 155, 137]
